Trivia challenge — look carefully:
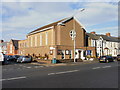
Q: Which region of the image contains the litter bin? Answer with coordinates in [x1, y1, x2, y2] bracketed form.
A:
[52, 58, 57, 64]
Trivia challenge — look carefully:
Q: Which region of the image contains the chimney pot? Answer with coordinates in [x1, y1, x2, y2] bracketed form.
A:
[90, 32, 96, 34]
[106, 33, 110, 37]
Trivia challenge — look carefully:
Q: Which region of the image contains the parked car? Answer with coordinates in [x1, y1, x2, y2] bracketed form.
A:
[117, 54, 120, 61]
[99, 56, 114, 63]
[17, 56, 32, 63]
[7, 55, 14, 61]
[13, 55, 20, 61]
[3, 55, 9, 65]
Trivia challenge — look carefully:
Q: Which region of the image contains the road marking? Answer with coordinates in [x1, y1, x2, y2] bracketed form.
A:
[46, 65, 50, 67]
[92, 67, 101, 69]
[0, 76, 26, 81]
[102, 66, 111, 68]
[48, 73, 55, 75]
[34, 66, 44, 68]
[26, 67, 31, 68]
[48, 70, 79, 75]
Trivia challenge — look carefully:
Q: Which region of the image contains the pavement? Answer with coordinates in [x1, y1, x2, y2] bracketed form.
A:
[30, 60, 98, 67]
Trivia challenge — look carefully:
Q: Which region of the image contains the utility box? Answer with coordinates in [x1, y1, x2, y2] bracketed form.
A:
[52, 58, 57, 64]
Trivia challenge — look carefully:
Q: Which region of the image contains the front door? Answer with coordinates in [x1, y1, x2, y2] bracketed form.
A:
[78, 50, 81, 59]
[61, 50, 65, 59]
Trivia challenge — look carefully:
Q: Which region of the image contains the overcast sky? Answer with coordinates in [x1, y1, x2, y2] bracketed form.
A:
[1, 0, 119, 41]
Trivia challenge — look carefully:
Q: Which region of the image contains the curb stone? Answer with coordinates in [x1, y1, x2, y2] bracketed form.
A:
[30, 60, 98, 67]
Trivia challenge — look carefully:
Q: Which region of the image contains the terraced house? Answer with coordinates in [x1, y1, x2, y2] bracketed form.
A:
[86, 32, 120, 57]
[18, 17, 96, 60]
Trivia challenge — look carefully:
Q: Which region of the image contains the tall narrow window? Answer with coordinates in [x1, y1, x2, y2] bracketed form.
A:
[35, 36, 37, 47]
[46, 32, 48, 45]
[40, 34, 42, 46]
[31, 37, 33, 47]
[28, 36, 30, 47]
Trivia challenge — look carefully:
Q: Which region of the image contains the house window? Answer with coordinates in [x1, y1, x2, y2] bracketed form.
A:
[92, 40, 94, 47]
[40, 34, 42, 46]
[100, 40, 102, 47]
[104, 42, 106, 47]
[46, 32, 48, 45]
[57, 50, 62, 55]
[19, 43, 21, 48]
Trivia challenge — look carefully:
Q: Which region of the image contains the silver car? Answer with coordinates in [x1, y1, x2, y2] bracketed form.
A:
[17, 56, 32, 63]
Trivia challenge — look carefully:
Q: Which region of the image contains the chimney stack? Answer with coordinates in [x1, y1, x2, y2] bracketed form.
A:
[90, 32, 96, 34]
[106, 33, 111, 37]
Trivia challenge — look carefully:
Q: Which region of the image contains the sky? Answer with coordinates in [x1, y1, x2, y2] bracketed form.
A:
[1, 0, 119, 41]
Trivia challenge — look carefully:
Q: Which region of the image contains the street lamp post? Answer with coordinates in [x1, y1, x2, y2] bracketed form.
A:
[72, 8, 85, 63]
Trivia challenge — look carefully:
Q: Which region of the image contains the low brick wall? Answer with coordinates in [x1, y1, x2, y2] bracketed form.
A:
[57, 59, 83, 63]
[35, 59, 52, 64]
[34, 58, 83, 64]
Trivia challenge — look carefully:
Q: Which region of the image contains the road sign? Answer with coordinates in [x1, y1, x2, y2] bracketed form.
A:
[70, 30, 76, 40]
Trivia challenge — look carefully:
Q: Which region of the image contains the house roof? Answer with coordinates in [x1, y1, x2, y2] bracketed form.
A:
[99, 35, 118, 42]
[28, 17, 74, 35]
[11, 39, 20, 50]
[86, 33, 119, 42]
[86, 33, 100, 40]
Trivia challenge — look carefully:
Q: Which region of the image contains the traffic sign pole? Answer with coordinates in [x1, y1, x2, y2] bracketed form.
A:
[69, 30, 76, 63]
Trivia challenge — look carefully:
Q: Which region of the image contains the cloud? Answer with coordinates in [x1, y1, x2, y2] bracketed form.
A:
[75, 2, 118, 26]
[2, 2, 74, 28]
[3, 33, 25, 40]
[91, 26, 118, 32]
[1, 0, 119, 2]
[1, 2, 118, 41]
[89, 26, 118, 36]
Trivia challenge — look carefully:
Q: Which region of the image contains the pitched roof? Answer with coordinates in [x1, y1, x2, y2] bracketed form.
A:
[11, 39, 20, 50]
[100, 35, 118, 42]
[86, 33, 100, 40]
[28, 17, 74, 35]
[86, 33, 119, 42]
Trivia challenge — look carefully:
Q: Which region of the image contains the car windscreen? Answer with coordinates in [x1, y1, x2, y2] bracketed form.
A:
[24, 56, 29, 58]
[15, 55, 20, 58]
[100, 56, 106, 59]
